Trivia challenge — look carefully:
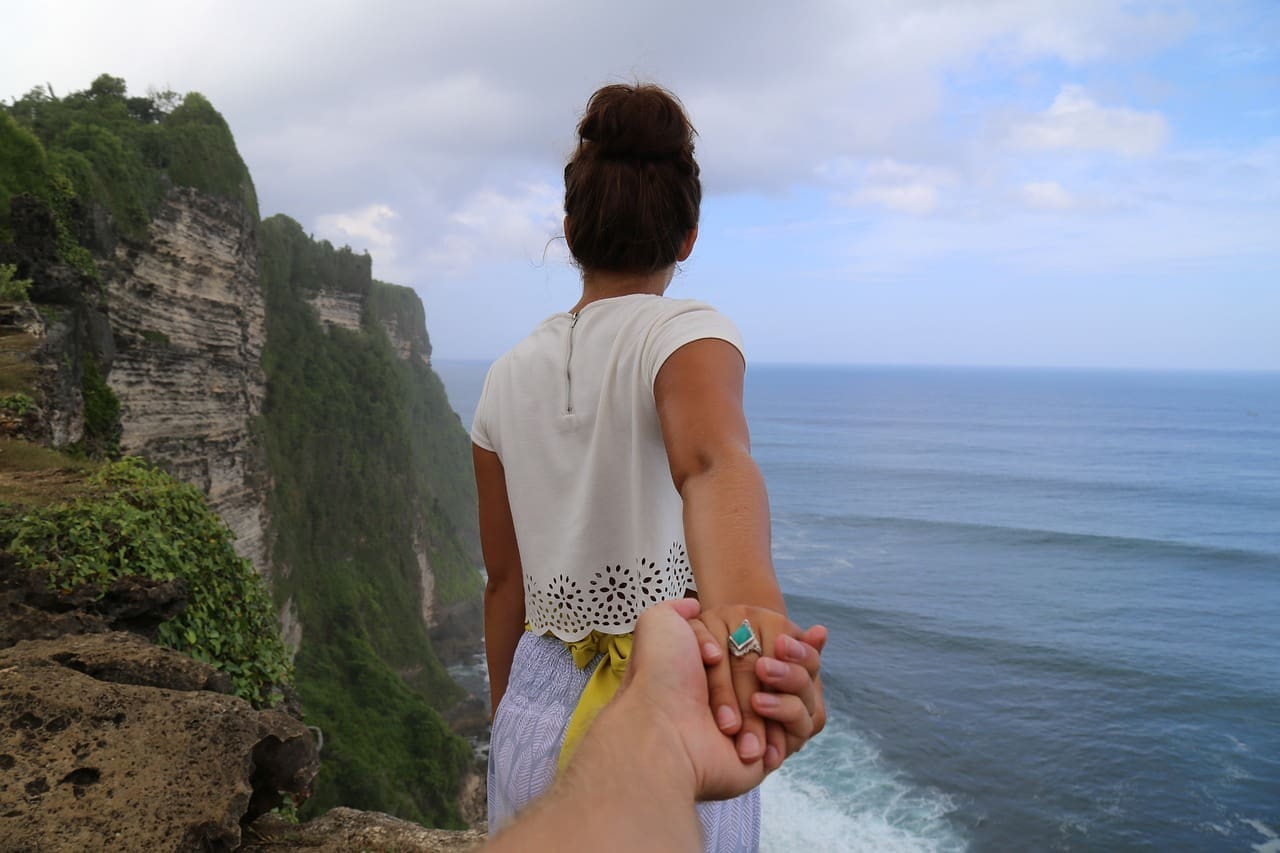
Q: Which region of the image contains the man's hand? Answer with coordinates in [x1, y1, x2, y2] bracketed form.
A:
[690, 605, 828, 772]
[619, 599, 826, 800]
[486, 599, 828, 852]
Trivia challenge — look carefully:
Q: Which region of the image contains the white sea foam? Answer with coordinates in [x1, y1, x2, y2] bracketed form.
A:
[1244, 818, 1280, 853]
[760, 713, 966, 853]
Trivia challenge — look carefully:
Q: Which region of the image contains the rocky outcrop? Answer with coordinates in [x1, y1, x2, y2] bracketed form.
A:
[242, 808, 484, 851]
[0, 551, 487, 851]
[380, 310, 430, 366]
[430, 598, 484, 666]
[105, 188, 269, 574]
[0, 632, 319, 853]
[304, 289, 363, 334]
[0, 195, 111, 449]
[306, 286, 430, 366]
[0, 555, 187, 650]
[416, 532, 437, 629]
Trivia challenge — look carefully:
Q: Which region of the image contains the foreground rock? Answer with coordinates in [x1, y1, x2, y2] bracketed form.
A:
[0, 632, 317, 852]
[242, 808, 485, 851]
[0, 555, 187, 650]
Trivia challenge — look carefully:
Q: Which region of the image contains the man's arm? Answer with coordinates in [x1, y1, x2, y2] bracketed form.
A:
[486, 599, 827, 852]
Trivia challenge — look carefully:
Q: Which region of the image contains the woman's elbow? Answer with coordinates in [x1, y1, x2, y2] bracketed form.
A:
[485, 567, 523, 599]
[669, 443, 753, 495]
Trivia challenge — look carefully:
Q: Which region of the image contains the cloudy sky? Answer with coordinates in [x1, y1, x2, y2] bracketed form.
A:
[6, 1, 1278, 368]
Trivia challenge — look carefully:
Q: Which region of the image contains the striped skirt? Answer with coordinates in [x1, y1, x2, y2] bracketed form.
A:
[488, 630, 761, 852]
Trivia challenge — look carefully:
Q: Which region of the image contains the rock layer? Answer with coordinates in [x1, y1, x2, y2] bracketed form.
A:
[105, 188, 269, 573]
[304, 290, 362, 334]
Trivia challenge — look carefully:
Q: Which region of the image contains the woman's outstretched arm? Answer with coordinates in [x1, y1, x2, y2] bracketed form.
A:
[656, 339, 782, 610]
[656, 337, 816, 769]
[474, 443, 526, 716]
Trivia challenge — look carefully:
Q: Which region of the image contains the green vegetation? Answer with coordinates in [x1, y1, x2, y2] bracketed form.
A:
[366, 279, 481, 583]
[2, 75, 484, 828]
[2, 74, 257, 246]
[1, 391, 34, 415]
[0, 263, 32, 301]
[259, 215, 482, 825]
[292, 610, 474, 825]
[0, 112, 49, 244]
[0, 456, 292, 707]
[69, 353, 121, 459]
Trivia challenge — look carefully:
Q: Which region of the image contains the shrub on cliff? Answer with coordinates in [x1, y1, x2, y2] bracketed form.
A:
[1, 456, 291, 706]
[2, 75, 258, 241]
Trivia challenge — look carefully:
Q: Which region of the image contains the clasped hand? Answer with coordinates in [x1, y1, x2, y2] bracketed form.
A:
[620, 599, 827, 802]
[692, 603, 827, 776]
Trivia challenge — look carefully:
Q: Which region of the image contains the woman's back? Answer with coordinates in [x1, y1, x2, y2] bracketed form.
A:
[473, 293, 743, 640]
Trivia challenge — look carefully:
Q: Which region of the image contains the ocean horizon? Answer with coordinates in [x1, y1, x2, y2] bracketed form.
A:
[436, 360, 1280, 852]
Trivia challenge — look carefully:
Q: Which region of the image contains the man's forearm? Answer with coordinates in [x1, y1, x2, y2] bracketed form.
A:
[486, 697, 701, 853]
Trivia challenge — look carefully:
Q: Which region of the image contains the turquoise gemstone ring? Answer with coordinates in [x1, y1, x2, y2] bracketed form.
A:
[728, 619, 763, 657]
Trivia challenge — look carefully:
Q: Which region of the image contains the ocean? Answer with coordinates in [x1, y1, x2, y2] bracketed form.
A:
[435, 361, 1280, 852]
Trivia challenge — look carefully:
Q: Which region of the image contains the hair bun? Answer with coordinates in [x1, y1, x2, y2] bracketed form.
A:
[578, 84, 694, 161]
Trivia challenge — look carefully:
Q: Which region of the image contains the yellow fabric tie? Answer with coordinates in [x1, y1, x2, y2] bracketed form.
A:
[556, 629, 634, 773]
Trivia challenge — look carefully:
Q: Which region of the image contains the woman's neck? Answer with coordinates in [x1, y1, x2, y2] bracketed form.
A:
[570, 266, 675, 314]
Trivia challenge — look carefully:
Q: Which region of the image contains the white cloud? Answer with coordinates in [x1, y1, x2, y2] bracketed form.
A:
[313, 203, 409, 281]
[852, 183, 941, 215]
[315, 203, 398, 253]
[1008, 85, 1168, 156]
[1020, 180, 1077, 211]
[423, 183, 566, 275]
[0, 0, 1200, 212]
[11, 1, 1275, 367]
[835, 159, 954, 215]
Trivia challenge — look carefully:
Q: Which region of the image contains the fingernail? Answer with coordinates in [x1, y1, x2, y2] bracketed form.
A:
[766, 745, 780, 767]
[761, 658, 787, 678]
[716, 705, 736, 730]
[702, 642, 721, 660]
[739, 732, 761, 759]
[754, 692, 780, 710]
[781, 636, 805, 660]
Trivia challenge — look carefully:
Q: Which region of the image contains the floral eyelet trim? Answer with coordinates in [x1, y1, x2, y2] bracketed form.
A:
[527, 541, 695, 639]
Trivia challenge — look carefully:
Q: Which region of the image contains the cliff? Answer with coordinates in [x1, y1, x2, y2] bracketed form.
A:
[0, 75, 485, 834]
[106, 187, 269, 573]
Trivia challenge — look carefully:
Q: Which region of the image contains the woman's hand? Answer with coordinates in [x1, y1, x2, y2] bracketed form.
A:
[752, 625, 827, 763]
[691, 605, 826, 772]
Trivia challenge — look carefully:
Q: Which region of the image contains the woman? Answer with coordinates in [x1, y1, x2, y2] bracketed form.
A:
[474, 83, 824, 851]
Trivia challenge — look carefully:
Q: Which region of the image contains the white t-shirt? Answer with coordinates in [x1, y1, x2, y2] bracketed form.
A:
[472, 293, 745, 641]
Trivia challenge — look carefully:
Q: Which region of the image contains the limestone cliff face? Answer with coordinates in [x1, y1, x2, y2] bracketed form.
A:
[105, 188, 269, 574]
[381, 310, 431, 366]
[308, 286, 431, 366]
[305, 290, 362, 335]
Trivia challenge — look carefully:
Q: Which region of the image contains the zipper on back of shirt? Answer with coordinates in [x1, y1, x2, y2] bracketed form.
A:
[565, 311, 580, 414]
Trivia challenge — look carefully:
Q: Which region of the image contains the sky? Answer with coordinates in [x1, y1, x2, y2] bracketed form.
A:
[4, 0, 1278, 369]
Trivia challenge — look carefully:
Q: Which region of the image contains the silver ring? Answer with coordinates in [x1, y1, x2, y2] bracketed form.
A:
[728, 619, 763, 657]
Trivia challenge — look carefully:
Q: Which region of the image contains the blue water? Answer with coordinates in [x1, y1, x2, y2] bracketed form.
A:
[436, 361, 1280, 852]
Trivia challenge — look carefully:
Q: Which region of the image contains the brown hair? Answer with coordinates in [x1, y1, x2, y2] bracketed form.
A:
[563, 83, 701, 274]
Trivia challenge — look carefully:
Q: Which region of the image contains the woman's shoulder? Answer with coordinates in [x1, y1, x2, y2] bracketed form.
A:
[490, 313, 574, 363]
[623, 295, 731, 328]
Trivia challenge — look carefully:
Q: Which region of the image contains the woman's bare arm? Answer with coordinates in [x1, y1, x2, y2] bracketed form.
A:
[655, 338, 795, 766]
[655, 339, 784, 611]
[474, 443, 526, 716]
